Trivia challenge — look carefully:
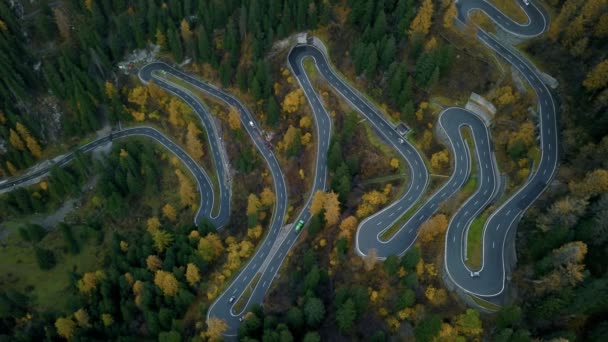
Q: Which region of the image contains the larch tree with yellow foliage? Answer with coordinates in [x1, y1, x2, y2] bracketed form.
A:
[418, 214, 448, 243]
[55, 317, 76, 340]
[9, 129, 25, 151]
[443, 0, 457, 28]
[16, 123, 42, 158]
[260, 187, 276, 207]
[583, 59, 608, 91]
[204, 318, 228, 341]
[409, 0, 434, 38]
[281, 89, 305, 113]
[162, 203, 177, 222]
[152, 230, 173, 253]
[185, 122, 205, 160]
[198, 233, 224, 262]
[146, 255, 163, 271]
[299, 115, 312, 128]
[186, 263, 201, 286]
[247, 193, 261, 216]
[323, 192, 341, 226]
[310, 190, 326, 215]
[175, 169, 196, 207]
[227, 107, 241, 130]
[128, 86, 149, 108]
[74, 308, 91, 328]
[390, 158, 400, 170]
[339, 216, 358, 240]
[431, 149, 450, 172]
[154, 270, 179, 296]
[147, 217, 162, 233]
[77, 271, 102, 295]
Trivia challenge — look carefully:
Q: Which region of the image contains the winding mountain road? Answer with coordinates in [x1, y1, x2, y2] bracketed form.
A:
[0, 0, 559, 335]
[0, 126, 218, 226]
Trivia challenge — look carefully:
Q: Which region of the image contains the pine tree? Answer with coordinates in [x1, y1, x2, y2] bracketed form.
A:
[266, 96, 280, 126]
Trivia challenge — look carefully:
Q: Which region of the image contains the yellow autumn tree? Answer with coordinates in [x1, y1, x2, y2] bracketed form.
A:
[204, 318, 228, 341]
[9, 129, 25, 151]
[424, 36, 438, 52]
[583, 59, 608, 91]
[227, 107, 241, 130]
[152, 230, 174, 253]
[569, 169, 608, 198]
[168, 98, 186, 127]
[148, 81, 167, 102]
[364, 248, 378, 271]
[418, 214, 448, 243]
[120, 241, 129, 252]
[247, 193, 261, 215]
[198, 233, 224, 262]
[431, 149, 450, 172]
[425, 286, 448, 306]
[77, 271, 103, 295]
[185, 122, 204, 160]
[323, 192, 341, 226]
[146, 255, 163, 271]
[16, 123, 42, 158]
[301, 132, 312, 146]
[104, 81, 117, 99]
[260, 187, 276, 207]
[390, 158, 400, 170]
[356, 190, 389, 218]
[310, 191, 326, 215]
[281, 89, 305, 113]
[162, 203, 177, 222]
[128, 86, 149, 108]
[339, 216, 358, 240]
[5, 161, 17, 176]
[147, 217, 162, 233]
[55, 317, 76, 340]
[154, 270, 179, 296]
[443, 0, 457, 28]
[409, 0, 434, 38]
[186, 263, 201, 286]
[248, 225, 263, 240]
[180, 19, 193, 43]
[74, 308, 90, 328]
[175, 169, 196, 207]
[299, 115, 312, 128]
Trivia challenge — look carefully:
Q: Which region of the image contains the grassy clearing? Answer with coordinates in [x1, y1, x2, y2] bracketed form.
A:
[303, 58, 318, 78]
[0, 222, 102, 312]
[233, 272, 261, 313]
[466, 213, 488, 269]
[361, 173, 407, 186]
[469, 293, 501, 311]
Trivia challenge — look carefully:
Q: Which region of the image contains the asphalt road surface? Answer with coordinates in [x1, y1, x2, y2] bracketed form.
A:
[139, 62, 294, 334]
[138, 67, 231, 227]
[0, 126, 218, 226]
[445, 0, 558, 297]
[0, 0, 558, 331]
